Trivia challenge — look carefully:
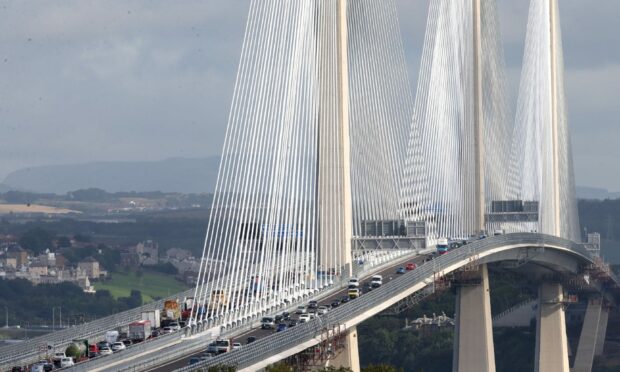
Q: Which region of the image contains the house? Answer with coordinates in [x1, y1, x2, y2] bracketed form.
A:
[7, 246, 28, 267]
[134, 240, 159, 266]
[77, 257, 100, 279]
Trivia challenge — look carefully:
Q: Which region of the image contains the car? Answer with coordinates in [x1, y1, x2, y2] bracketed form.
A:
[121, 339, 132, 347]
[30, 364, 45, 372]
[406, 263, 417, 271]
[200, 352, 216, 359]
[232, 342, 242, 350]
[364, 282, 374, 292]
[340, 296, 350, 303]
[261, 317, 275, 329]
[331, 300, 341, 308]
[281, 312, 290, 321]
[161, 326, 174, 334]
[348, 278, 360, 287]
[296, 305, 307, 314]
[41, 363, 53, 372]
[274, 314, 284, 323]
[169, 322, 181, 331]
[151, 329, 160, 338]
[396, 267, 406, 274]
[112, 341, 126, 352]
[348, 288, 360, 299]
[276, 323, 288, 332]
[188, 357, 203, 365]
[60, 357, 74, 368]
[99, 346, 113, 356]
[308, 300, 318, 309]
[317, 306, 329, 315]
[246, 336, 257, 344]
[288, 319, 298, 327]
[97, 341, 110, 350]
[299, 314, 310, 323]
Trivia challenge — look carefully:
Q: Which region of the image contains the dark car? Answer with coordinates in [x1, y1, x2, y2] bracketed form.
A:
[331, 300, 341, 308]
[246, 336, 257, 344]
[341, 296, 350, 303]
[276, 323, 288, 332]
[122, 339, 132, 347]
[288, 319, 298, 327]
[97, 341, 111, 350]
[188, 357, 202, 365]
[396, 267, 406, 274]
[281, 312, 290, 321]
[274, 314, 284, 323]
[308, 300, 318, 309]
[11, 367, 25, 372]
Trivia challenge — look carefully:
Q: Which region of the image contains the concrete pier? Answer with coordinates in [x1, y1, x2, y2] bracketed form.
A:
[535, 282, 569, 372]
[452, 264, 496, 372]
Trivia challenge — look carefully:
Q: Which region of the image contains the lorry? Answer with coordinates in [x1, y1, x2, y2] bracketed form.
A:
[208, 290, 228, 313]
[436, 237, 449, 254]
[64, 339, 89, 363]
[128, 320, 152, 342]
[141, 310, 161, 329]
[105, 330, 119, 345]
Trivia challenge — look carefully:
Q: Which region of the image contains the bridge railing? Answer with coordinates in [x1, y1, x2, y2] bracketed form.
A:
[179, 233, 601, 371]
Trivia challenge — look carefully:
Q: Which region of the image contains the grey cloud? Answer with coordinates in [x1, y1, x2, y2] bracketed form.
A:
[1, 0, 619, 191]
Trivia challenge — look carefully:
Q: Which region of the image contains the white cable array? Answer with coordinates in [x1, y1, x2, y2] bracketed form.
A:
[511, 0, 580, 240]
[400, 0, 513, 242]
[348, 1, 413, 236]
[190, 0, 413, 327]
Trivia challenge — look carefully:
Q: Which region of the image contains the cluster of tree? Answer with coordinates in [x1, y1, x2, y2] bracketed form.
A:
[0, 279, 142, 325]
[0, 214, 207, 258]
[61, 243, 121, 272]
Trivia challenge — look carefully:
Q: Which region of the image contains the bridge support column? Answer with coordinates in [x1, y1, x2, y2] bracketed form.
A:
[535, 282, 569, 372]
[452, 264, 495, 372]
[594, 305, 609, 357]
[573, 297, 602, 372]
[328, 326, 360, 372]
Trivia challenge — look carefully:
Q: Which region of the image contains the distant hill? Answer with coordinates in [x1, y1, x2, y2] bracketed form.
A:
[2, 157, 220, 194]
[576, 186, 620, 200]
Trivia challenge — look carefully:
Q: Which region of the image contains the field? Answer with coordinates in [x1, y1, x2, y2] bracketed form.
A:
[0, 204, 80, 214]
[94, 270, 190, 303]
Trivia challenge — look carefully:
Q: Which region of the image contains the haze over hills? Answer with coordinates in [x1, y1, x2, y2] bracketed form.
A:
[2, 157, 220, 194]
[2, 157, 619, 199]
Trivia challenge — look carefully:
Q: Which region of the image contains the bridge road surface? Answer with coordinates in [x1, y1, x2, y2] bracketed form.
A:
[149, 254, 431, 372]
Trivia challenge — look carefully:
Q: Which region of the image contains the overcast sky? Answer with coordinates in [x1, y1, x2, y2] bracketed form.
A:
[1, 1, 618, 190]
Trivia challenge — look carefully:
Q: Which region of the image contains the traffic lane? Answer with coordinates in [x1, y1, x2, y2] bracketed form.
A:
[150, 253, 430, 372]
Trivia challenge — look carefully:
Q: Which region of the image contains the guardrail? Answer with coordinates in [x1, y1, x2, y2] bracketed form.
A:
[67, 248, 423, 371]
[178, 233, 608, 371]
[0, 285, 199, 371]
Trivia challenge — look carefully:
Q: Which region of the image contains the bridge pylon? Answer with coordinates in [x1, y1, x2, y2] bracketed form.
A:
[535, 282, 569, 372]
[452, 263, 496, 372]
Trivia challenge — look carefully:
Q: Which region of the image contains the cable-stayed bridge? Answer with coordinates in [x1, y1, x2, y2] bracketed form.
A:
[1, 0, 616, 371]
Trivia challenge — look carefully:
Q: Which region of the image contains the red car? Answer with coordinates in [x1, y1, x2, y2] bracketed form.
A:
[406, 263, 416, 271]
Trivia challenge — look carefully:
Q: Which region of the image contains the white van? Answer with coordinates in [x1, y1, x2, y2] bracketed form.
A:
[348, 278, 360, 287]
[371, 275, 383, 288]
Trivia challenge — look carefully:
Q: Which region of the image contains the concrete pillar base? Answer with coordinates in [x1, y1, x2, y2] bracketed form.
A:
[452, 264, 496, 372]
[594, 306, 609, 357]
[327, 326, 360, 372]
[573, 297, 603, 372]
[535, 282, 569, 372]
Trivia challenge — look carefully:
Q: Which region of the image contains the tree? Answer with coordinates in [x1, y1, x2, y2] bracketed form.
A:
[362, 365, 403, 372]
[57, 236, 72, 248]
[266, 363, 293, 372]
[19, 228, 54, 255]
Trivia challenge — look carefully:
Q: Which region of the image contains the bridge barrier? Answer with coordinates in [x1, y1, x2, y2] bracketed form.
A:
[0, 285, 201, 371]
[178, 233, 606, 371]
[78, 249, 423, 372]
